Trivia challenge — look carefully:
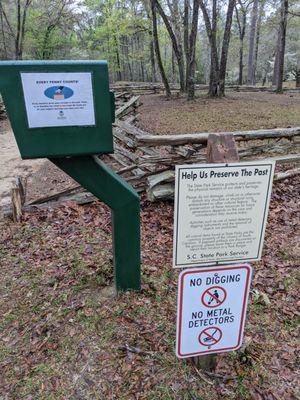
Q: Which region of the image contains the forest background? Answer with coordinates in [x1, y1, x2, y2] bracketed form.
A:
[0, 0, 299, 98]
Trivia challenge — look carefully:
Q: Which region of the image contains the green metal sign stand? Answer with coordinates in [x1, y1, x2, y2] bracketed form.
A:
[50, 156, 141, 291]
[0, 60, 141, 292]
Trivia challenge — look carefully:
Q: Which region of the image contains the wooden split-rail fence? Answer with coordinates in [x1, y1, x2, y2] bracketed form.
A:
[112, 82, 300, 95]
[3, 91, 300, 219]
[100, 92, 300, 201]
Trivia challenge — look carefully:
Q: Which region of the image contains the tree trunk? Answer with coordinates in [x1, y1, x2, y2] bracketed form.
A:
[0, 2, 8, 59]
[114, 35, 122, 81]
[150, 39, 157, 82]
[276, 0, 288, 93]
[125, 35, 133, 81]
[209, 46, 220, 96]
[151, 0, 171, 97]
[187, 0, 200, 100]
[296, 58, 300, 88]
[253, 0, 265, 85]
[272, 31, 281, 86]
[247, 0, 258, 85]
[238, 41, 244, 85]
[172, 48, 176, 78]
[18, 0, 31, 60]
[208, 0, 220, 96]
[238, 12, 246, 85]
[262, 61, 271, 86]
[235, 3, 246, 85]
[219, 0, 236, 95]
[184, 0, 189, 91]
[154, 0, 185, 92]
[169, 0, 185, 88]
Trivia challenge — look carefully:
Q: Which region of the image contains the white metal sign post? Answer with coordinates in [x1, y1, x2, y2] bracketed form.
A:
[176, 264, 253, 358]
[173, 161, 275, 268]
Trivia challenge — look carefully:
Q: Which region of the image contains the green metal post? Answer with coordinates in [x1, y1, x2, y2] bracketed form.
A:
[50, 155, 141, 292]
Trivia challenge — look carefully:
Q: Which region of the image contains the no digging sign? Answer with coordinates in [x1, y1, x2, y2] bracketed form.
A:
[176, 264, 253, 358]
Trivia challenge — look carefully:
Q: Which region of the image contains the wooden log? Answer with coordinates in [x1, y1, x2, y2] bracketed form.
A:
[117, 165, 139, 174]
[147, 170, 175, 188]
[11, 188, 23, 222]
[28, 185, 81, 205]
[265, 154, 300, 164]
[147, 183, 174, 202]
[114, 120, 150, 139]
[173, 144, 199, 158]
[139, 153, 206, 165]
[239, 141, 299, 159]
[115, 143, 138, 162]
[139, 141, 298, 168]
[124, 114, 138, 124]
[11, 177, 27, 222]
[108, 153, 130, 167]
[111, 82, 300, 95]
[113, 127, 136, 149]
[146, 170, 175, 201]
[274, 167, 300, 181]
[115, 96, 140, 119]
[145, 152, 300, 201]
[114, 145, 147, 176]
[114, 92, 130, 99]
[134, 127, 300, 147]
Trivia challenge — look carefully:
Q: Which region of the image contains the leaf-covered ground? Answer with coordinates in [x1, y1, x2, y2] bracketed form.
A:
[0, 175, 299, 400]
[138, 92, 300, 134]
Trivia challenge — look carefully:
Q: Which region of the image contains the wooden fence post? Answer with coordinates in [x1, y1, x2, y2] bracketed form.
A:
[190, 132, 240, 371]
[11, 176, 27, 222]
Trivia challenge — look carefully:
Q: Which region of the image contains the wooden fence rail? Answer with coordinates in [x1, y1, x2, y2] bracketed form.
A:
[111, 82, 300, 95]
[104, 113, 300, 201]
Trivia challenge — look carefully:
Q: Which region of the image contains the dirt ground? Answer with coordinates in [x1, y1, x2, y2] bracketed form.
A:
[0, 120, 44, 207]
[0, 120, 75, 208]
[138, 92, 300, 134]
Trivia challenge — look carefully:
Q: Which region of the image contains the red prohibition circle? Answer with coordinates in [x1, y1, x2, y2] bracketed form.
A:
[198, 327, 222, 347]
[201, 286, 227, 308]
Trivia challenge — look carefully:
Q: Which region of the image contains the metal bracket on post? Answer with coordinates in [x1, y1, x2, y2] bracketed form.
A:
[49, 155, 141, 292]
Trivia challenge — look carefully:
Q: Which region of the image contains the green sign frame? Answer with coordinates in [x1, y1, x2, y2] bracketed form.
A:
[0, 60, 140, 292]
[0, 60, 114, 158]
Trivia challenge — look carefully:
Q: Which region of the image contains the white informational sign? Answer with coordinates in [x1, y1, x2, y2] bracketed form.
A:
[21, 72, 96, 128]
[176, 264, 252, 358]
[173, 161, 275, 268]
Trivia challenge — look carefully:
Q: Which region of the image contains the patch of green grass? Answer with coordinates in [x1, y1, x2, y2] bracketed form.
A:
[11, 363, 58, 398]
[236, 376, 251, 399]
[282, 274, 298, 291]
[147, 386, 176, 399]
[283, 315, 300, 331]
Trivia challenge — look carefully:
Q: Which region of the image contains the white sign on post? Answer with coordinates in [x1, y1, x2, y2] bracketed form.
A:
[21, 72, 96, 128]
[173, 161, 275, 268]
[176, 264, 252, 358]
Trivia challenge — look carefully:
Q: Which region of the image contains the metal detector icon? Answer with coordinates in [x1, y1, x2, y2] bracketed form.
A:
[198, 327, 222, 349]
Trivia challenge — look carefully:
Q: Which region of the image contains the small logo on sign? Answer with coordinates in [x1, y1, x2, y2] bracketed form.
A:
[44, 86, 73, 100]
[57, 110, 66, 120]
